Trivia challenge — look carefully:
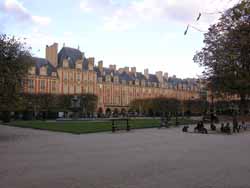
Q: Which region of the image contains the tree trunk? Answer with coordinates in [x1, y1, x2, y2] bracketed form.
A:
[240, 94, 247, 115]
[2, 111, 11, 123]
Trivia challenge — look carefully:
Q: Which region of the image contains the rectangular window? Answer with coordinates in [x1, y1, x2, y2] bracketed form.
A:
[28, 80, 34, 89]
[77, 73, 81, 81]
[40, 80, 45, 90]
[52, 81, 56, 92]
[70, 73, 73, 81]
[64, 73, 67, 80]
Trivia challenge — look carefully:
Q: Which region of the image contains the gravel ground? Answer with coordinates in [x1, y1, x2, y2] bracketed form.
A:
[1, 124, 250, 188]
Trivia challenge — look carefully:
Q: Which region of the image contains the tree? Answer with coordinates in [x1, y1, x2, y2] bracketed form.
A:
[194, 0, 250, 114]
[183, 99, 209, 116]
[80, 94, 98, 116]
[0, 34, 33, 122]
[130, 97, 180, 117]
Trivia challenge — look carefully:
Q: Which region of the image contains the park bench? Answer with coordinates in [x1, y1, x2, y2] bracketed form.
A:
[159, 116, 171, 128]
[111, 118, 130, 132]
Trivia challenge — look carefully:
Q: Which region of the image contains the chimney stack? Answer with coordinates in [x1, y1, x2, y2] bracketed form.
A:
[124, 67, 129, 74]
[98, 60, 103, 71]
[131, 67, 136, 74]
[46, 43, 58, 68]
[156, 71, 163, 83]
[144, 68, 149, 79]
[88, 57, 94, 71]
[164, 72, 168, 80]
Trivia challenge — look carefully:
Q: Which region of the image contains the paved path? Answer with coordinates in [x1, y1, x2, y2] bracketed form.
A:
[1, 125, 250, 188]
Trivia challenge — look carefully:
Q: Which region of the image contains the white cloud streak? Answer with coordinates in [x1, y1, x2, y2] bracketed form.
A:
[1, 0, 51, 26]
[79, 0, 239, 31]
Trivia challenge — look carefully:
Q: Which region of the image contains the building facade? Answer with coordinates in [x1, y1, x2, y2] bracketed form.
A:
[23, 43, 202, 114]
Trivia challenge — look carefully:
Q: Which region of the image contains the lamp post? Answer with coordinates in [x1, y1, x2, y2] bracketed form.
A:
[210, 90, 216, 130]
[82, 95, 86, 118]
[71, 96, 80, 119]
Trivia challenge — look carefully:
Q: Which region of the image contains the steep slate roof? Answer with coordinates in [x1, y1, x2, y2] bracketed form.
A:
[33, 46, 198, 88]
[118, 72, 134, 82]
[58, 47, 85, 69]
[148, 74, 159, 83]
[33, 57, 57, 76]
[135, 72, 146, 80]
[167, 77, 183, 86]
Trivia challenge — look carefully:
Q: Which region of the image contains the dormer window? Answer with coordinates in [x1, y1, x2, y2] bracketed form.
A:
[63, 59, 69, 68]
[106, 75, 111, 82]
[135, 79, 139, 86]
[29, 66, 35, 75]
[76, 60, 82, 69]
[52, 72, 57, 77]
[40, 66, 47, 76]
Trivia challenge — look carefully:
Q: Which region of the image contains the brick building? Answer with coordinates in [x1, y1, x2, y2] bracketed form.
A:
[23, 43, 202, 114]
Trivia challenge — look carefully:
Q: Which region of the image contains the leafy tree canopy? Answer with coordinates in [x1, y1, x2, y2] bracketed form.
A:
[193, 0, 250, 113]
[0, 34, 33, 115]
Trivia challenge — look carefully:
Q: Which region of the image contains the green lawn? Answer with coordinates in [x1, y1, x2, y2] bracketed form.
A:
[5, 118, 197, 134]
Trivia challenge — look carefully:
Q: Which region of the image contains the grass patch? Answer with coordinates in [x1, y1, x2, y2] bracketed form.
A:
[4, 118, 197, 134]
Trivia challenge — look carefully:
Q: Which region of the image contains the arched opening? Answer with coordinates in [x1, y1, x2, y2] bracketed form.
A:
[97, 107, 103, 118]
[121, 108, 127, 117]
[113, 108, 119, 117]
[105, 108, 111, 118]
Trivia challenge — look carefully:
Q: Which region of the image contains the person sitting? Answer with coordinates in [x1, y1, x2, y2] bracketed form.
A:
[194, 121, 208, 134]
[224, 122, 231, 134]
[211, 123, 216, 131]
[194, 122, 201, 133]
[242, 121, 247, 131]
[220, 123, 225, 133]
[182, 126, 189, 132]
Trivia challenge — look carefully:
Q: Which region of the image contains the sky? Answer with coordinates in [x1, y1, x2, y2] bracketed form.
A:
[0, 0, 239, 78]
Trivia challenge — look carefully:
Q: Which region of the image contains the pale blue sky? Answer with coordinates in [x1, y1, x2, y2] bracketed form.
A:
[0, 0, 238, 78]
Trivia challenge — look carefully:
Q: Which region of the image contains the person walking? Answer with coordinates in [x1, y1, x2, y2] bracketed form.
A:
[233, 116, 239, 133]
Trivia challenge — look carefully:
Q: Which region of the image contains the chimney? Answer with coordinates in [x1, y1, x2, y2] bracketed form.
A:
[88, 57, 94, 71]
[124, 67, 129, 74]
[98, 60, 103, 71]
[109, 64, 116, 71]
[164, 72, 168, 80]
[46, 43, 58, 68]
[131, 67, 136, 74]
[144, 68, 149, 79]
[156, 71, 163, 83]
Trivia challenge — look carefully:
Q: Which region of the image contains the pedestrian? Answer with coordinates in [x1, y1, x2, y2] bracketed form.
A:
[220, 123, 224, 133]
[242, 121, 247, 131]
[233, 116, 239, 133]
[225, 122, 231, 134]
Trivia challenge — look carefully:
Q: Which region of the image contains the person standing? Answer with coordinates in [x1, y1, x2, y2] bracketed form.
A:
[233, 116, 239, 133]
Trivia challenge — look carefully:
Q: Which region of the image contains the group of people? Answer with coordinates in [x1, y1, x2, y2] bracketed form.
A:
[220, 119, 248, 134]
[182, 117, 248, 134]
[194, 121, 208, 134]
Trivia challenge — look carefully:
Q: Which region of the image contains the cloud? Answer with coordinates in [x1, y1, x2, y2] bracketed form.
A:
[79, 0, 239, 31]
[79, 0, 115, 13]
[0, 0, 51, 26]
[79, 1, 93, 12]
